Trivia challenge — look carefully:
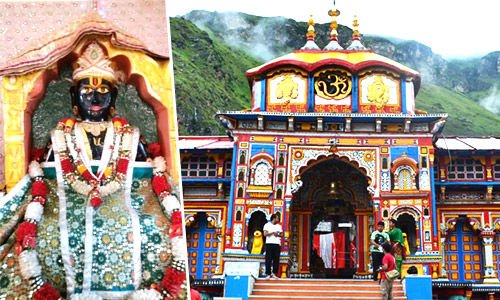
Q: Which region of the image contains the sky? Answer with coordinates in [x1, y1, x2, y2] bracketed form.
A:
[169, 0, 500, 59]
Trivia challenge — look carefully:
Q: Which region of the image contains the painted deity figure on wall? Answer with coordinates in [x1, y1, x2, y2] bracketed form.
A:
[0, 42, 187, 300]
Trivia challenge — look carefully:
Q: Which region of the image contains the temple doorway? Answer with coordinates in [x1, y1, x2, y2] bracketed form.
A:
[397, 213, 418, 254]
[290, 157, 372, 278]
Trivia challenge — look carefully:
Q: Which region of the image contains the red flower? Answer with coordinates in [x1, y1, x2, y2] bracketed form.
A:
[16, 222, 37, 243]
[152, 175, 170, 195]
[60, 159, 74, 174]
[169, 210, 183, 238]
[116, 158, 129, 175]
[90, 196, 102, 207]
[32, 282, 61, 300]
[147, 142, 162, 158]
[161, 267, 186, 297]
[81, 169, 94, 182]
[30, 148, 46, 162]
[32, 181, 48, 198]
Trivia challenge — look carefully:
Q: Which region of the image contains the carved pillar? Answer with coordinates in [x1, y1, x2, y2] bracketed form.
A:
[480, 228, 499, 283]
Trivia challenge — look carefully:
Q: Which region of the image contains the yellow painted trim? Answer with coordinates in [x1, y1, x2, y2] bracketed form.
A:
[393, 139, 418, 145]
[283, 137, 303, 143]
[307, 138, 329, 144]
[253, 136, 276, 142]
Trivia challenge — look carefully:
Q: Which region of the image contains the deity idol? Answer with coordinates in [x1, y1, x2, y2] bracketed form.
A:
[0, 42, 187, 299]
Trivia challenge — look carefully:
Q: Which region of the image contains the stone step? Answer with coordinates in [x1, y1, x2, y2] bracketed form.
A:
[249, 296, 407, 300]
[254, 283, 404, 291]
[252, 288, 405, 296]
[249, 279, 406, 300]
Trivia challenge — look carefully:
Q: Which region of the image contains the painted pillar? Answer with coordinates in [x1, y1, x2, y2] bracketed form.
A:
[480, 228, 499, 283]
[439, 225, 449, 279]
[355, 209, 371, 275]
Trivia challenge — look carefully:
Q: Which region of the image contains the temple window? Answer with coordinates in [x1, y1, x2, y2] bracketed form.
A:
[278, 153, 285, 166]
[239, 151, 247, 164]
[225, 160, 232, 177]
[253, 161, 272, 185]
[393, 165, 417, 190]
[277, 172, 284, 183]
[421, 157, 427, 168]
[276, 188, 283, 199]
[181, 157, 217, 177]
[236, 210, 242, 221]
[397, 167, 412, 190]
[391, 155, 418, 191]
[237, 187, 244, 198]
[494, 160, 500, 180]
[238, 169, 245, 181]
[382, 157, 388, 170]
[447, 159, 484, 180]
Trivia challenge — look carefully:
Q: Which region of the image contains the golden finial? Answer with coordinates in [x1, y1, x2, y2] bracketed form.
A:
[347, 13, 367, 50]
[328, 8, 340, 41]
[352, 14, 360, 40]
[301, 15, 320, 50]
[306, 15, 316, 41]
[324, 4, 343, 50]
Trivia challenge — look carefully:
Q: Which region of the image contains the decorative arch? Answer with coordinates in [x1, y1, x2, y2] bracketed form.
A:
[391, 206, 421, 221]
[288, 146, 377, 196]
[246, 207, 271, 220]
[1, 34, 178, 190]
[391, 154, 418, 191]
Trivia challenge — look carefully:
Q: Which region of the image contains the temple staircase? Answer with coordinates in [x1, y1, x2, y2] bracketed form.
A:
[249, 278, 407, 300]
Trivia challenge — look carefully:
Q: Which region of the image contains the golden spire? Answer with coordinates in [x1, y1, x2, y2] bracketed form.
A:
[347, 13, 367, 50]
[352, 14, 360, 40]
[324, 5, 344, 50]
[328, 8, 340, 41]
[301, 15, 320, 50]
[306, 15, 316, 41]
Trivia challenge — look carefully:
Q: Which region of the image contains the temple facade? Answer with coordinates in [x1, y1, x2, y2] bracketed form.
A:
[181, 12, 500, 300]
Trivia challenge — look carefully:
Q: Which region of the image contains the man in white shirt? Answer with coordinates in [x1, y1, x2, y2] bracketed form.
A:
[263, 213, 283, 279]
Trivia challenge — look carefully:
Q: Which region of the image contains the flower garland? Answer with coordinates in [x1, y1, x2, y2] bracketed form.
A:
[52, 118, 134, 207]
[15, 161, 62, 300]
[17, 141, 186, 299]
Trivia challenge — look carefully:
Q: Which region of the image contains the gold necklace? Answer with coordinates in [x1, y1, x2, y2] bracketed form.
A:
[80, 121, 108, 137]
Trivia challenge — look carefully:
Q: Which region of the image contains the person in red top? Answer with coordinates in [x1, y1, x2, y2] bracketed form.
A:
[189, 276, 202, 300]
[378, 242, 396, 300]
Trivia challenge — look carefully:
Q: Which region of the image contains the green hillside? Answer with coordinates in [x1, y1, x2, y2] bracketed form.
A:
[416, 84, 500, 136]
[171, 17, 261, 135]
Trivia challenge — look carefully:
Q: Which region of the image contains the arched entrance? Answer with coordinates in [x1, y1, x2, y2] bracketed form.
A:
[290, 157, 372, 278]
[397, 213, 418, 254]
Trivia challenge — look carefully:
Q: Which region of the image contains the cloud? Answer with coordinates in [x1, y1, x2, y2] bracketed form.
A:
[480, 85, 500, 114]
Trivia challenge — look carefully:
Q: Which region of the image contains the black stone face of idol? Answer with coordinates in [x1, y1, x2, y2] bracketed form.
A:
[71, 78, 117, 122]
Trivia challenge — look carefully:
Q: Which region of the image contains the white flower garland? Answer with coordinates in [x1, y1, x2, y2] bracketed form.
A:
[52, 121, 134, 197]
[25, 202, 44, 222]
[19, 250, 42, 279]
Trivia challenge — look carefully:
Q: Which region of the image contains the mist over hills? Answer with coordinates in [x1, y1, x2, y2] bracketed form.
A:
[170, 11, 500, 136]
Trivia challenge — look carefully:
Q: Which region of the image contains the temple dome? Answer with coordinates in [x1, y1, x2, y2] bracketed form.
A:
[246, 49, 421, 94]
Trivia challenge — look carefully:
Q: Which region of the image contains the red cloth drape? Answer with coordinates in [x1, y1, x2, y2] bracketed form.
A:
[334, 231, 346, 269]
